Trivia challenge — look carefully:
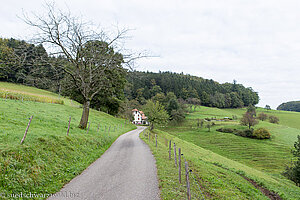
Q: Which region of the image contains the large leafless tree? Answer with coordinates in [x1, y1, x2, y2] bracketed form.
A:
[23, 3, 136, 129]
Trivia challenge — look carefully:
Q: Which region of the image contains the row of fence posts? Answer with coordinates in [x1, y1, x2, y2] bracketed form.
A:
[20, 116, 132, 144]
[142, 129, 192, 200]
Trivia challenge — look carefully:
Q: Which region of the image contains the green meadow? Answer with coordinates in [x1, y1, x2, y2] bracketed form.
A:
[0, 83, 135, 199]
[142, 105, 300, 199]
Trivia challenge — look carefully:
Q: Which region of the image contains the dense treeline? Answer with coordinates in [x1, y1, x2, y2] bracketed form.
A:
[1, 37, 259, 119]
[0, 38, 64, 92]
[0, 38, 125, 115]
[125, 71, 259, 108]
[277, 101, 300, 112]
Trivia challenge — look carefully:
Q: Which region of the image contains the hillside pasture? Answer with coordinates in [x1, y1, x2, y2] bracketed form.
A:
[0, 82, 80, 107]
[141, 129, 300, 199]
[0, 84, 135, 199]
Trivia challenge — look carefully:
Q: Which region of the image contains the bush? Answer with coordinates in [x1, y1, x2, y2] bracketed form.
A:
[216, 128, 234, 133]
[258, 112, 268, 121]
[269, 115, 279, 124]
[283, 135, 300, 186]
[235, 129, 253, 138]
[252, 128, 271, 139]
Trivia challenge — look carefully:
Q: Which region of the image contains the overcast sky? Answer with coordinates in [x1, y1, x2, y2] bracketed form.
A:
[1, 0, 300, 109]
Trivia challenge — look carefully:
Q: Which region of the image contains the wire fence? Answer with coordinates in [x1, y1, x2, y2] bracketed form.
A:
[141, 129, 206, 200]
[19, 115, 132, 145]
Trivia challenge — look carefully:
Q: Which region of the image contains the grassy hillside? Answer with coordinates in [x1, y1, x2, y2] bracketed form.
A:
[141, 129, 300, 199]
[225, 107, 300, 130]
[0, 83, 135, 199]
[0, 82, 80, 106]
[144, 105, 300, 199]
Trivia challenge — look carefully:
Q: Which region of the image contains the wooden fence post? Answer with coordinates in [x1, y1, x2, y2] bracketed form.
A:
[108, 126, 111, 133]
[20, 115, 33, 144]
[155, 134, 157, 147]
[97, 123, 100, 132]
[185, 161, 191, 200]
[169, 140, 171, 160]
[179, 148, 181, 183]
[174, 143, 177, 167]
[67, 116, 71, 136]
[86, 122, 91, 134]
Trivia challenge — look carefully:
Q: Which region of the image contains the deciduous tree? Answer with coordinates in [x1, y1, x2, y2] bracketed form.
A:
[240, 112, 259, 129]
[143, 100, 169, 130]
[23, 3, 135, 129]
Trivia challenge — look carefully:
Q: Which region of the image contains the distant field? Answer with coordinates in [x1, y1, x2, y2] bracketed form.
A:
[166, 106, 300, 174]
[141, 129, 300, 199]
[225, 107, 300, 130]
[148, 105, 300, 199]
[0, 83, 135, 199]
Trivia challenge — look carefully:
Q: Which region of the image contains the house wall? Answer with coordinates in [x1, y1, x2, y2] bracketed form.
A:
[133, 111, 142, 123]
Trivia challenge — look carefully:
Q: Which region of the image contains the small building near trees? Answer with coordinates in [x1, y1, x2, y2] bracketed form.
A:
[132, 109, 149, 125]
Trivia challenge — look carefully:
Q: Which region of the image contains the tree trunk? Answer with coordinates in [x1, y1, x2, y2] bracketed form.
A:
[150, 123, 154, 130]
[79, 100, 90, 129]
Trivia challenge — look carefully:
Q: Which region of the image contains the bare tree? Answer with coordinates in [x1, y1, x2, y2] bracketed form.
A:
[240, 112, 259, 129]
[22, 3, 137, 129]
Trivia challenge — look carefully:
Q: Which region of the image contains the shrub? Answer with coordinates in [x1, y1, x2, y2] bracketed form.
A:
[269, 115, 279, 124]
[216, 128, 234, 133]
[283, 135, 300, 186]
[258, 112, 268, 121]
[235, 129, 253, 138]
[252, 128, 271, 139]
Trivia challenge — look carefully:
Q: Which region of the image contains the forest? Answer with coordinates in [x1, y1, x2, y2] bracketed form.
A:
[126, 71, 259, 108]
[277, 101, 300, 112]
[1, 37, 259, 119]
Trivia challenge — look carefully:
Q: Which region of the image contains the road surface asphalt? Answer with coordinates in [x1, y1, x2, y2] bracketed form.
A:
[48, 126, 160, 200]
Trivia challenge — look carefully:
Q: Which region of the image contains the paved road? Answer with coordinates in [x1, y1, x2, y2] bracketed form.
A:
[48, 126, 160, 200]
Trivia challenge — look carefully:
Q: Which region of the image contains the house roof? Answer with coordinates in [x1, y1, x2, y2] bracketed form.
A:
[142, 114, 147, 120]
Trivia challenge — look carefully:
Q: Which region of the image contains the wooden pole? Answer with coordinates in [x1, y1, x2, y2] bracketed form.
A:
[97, 123, 100, 132]
[179, 148, 181, 183]
[155, 134, 157, 147]
[185, 161, 191, 200]
[20, 115, 33, 144]
[86, 122, 90, 134]
[67, 116, 71, 136]
[169, 140, 171, 160]
[174, 143, 177, 167]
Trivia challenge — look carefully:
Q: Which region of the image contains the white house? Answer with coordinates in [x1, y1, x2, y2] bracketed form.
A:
[132, 109, 149, 125]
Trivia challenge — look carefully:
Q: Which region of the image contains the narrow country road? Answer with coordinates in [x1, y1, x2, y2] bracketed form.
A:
[48, 126, 160, 200]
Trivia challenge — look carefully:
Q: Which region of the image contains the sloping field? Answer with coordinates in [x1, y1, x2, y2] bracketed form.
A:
[142, 129, 300, 199]
[146, 105, 300, 199]
[0, 83, 135, 199]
